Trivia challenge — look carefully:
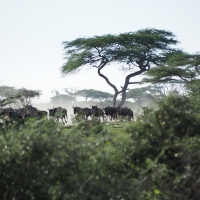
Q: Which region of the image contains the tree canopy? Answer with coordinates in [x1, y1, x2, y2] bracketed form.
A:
[62, 28, 179, 107]
[0, 86, 41, 108]
[142, 51, 200, 106]
[51, 94, 76, 104]
[74, 89, 113, 102]
[143, 51, 200, 84]
[126, 85, 163, 112]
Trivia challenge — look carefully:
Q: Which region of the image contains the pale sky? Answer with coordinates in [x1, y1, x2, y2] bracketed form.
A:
[0, 0, 200, 103]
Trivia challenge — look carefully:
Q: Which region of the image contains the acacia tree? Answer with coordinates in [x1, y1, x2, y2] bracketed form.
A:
[51, 95, 76, 104]
[51, 89, 76, 104]
[74, 89, 113, 102]
[17, 88, 41, 107]
[0, 86, 18, 107]
[0, 86, 41, 108]
[126, 86, 163, 110]
[62, 28, 179, 107]
[151, 82, 183, 96]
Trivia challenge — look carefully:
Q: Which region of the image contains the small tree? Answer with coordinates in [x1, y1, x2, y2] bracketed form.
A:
[74, 89, 113, 102]
[64, 87, 77, 98]
[0, 86, 41, 108]
[126, 86, 163, 111]
[0, 86, 18, 98]
[51, 89, 76, 105]
[151, 82, 183, 96]
[17, 88, 41, 107]
[51, 94, 76, 104]
[62, 28, 179, 107]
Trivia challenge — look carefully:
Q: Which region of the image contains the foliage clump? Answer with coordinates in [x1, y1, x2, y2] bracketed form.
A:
[125, 94, 200, 199]
[0, 95, 200, 200]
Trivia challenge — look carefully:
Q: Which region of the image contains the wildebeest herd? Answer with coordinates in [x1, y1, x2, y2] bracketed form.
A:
[0, 104, 134, 124]
[73, 105, 133, 122]
[0, 105, 48, 123]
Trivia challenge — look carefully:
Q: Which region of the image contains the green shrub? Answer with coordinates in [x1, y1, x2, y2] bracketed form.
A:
[0, 95, 200, 200]
[0, 118, 132, 199]
[125, 95, 200, 199]
[0, 119, 62, 199]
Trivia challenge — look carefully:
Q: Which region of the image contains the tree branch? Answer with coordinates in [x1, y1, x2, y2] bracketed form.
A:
[97, 59, 119, 94]
[128, 81, 142, 84]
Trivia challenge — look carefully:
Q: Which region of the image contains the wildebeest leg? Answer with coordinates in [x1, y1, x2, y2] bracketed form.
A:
[85, 114, 89, 120]
[64, 115, 68, 123]
[112, 114, 117, 122]
[58, 116, 65, 124]
[103, 114, 107, 121]
[56, 117, 59, 123]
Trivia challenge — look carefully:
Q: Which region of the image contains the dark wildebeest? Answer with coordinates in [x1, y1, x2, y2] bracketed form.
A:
[73, 106, 94, 120]
[83, 107, 94, 120]
[23, 105, 38, 119]
[24, 105, 38, 113]
[118, 107, 134, 121]
[0, 108, 25, 124]
[23, 105, 47, 120]
[91, 105, 105, 120]
[0, 108, 11, 119]
[73, 106, 83, 115]
[37, 110, 48, 119]
[103, 106, 119, 121]
[48, 107, 68, 124]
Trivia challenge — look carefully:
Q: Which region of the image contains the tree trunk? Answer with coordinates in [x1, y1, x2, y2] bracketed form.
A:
[117, 79, 129, 107]
[112, 92, 118, 107]
[117, 69, 145, 107]
[98, 60, 145, 108]
[117, 92, 126, 107]
[98, 61, 119, 107]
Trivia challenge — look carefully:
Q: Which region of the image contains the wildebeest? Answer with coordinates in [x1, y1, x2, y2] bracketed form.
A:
[83, 107, 94, 120]
[91, 105, 105, 120]
[23, 105, 47, 120]
[103, 106, 119, 121]
[73, 106, 94, 120]
[118, 107, 134, 121]
[73, 106, 83, 115]
[24, 105, 38, 113]
[37, 110, 48, 119]
[48, 107, 68, 124]
[0, 107, 25, 124]
[0, 105, 48, 124]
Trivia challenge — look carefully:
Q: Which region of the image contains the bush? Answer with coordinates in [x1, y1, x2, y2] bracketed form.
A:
[0, 118, 132, 199]
[0, 95, 200, 200]
[125, 95, 200, 199]
[0, 119, 62, 200]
